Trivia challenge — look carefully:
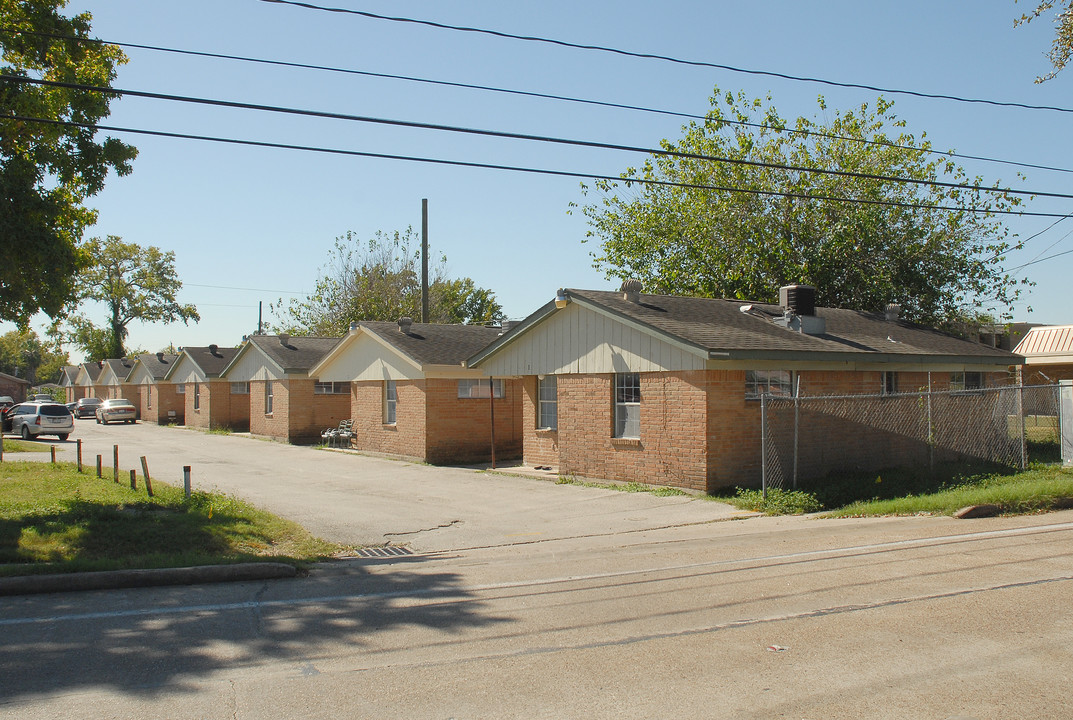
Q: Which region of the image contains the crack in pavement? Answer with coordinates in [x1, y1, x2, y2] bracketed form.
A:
[384, 519, 462, 537]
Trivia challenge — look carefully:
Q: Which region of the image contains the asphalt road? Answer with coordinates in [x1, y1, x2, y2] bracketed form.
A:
[2, 421, 1072, 718]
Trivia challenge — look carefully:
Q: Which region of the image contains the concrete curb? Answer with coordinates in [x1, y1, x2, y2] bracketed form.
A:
[0, 562, 298, 596]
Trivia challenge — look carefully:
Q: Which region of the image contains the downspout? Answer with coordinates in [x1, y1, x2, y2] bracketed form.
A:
[489, 376, 496, 469]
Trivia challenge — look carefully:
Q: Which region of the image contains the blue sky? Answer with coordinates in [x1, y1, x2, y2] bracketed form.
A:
[10, 0, 1073, 355]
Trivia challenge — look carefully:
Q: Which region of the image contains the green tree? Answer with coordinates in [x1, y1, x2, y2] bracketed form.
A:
[0, 0, 137, 325]
[1016, 1, 1073, 81]
[578, 90, 1028, 327]
[0, 328, 68, 385]
[62, 236, 199, 360]
[274, 228, 504, 335]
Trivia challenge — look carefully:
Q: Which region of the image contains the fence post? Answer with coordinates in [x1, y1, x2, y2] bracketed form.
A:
[793, 375, 801, 490]
[130, 469, 137, 490]
[113, 445, 119, 483]
[183, 465, 192, 499]
[50, 445, 56, 464]
[1018, 383, 1027, 470]
[77, 439, 83, 473]
[927, 372, 934, 474]
[760, 392, 768, 500]
[96, 454, 102, 478]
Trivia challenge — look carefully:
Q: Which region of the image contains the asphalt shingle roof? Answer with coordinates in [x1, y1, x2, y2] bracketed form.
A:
[181, 346, 240, 377]
[134, 353, 179, 380]
[80, 362, 103, 382]
[360, 321, 504, 367]
[565, 289, 1019, 362]
[102, 358, 136, 381]
[247, 335, 342, 373]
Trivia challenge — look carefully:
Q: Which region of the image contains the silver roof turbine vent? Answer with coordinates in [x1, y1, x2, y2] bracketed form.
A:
[278, 334, 290, 348]
[885, 303, 902, 322]
[398, 317, 413, 334]
[621, 279, 644, 303]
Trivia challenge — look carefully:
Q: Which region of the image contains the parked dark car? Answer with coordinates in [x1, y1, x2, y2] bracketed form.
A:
[1, 402, 18, 433]
[72, 397, 103, 419]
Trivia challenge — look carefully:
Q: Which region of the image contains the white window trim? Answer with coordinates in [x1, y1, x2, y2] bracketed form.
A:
[745, 370, 794, 400]
[458, 378, 504, 399]
[384, 380, 397, 424]
[264, 381, 274, 415]
[613, 372, 640, 439]
[537, 375, 557, 430]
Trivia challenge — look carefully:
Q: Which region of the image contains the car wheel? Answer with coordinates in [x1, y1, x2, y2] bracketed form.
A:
[57, 433, 69, 441]
[21, 425, 31, 440]
[95, 416, 101, 424]
[101, 417, 108, 425]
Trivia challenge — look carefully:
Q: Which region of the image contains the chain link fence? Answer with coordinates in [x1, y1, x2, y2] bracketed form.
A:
[760, 384, 1065, 493]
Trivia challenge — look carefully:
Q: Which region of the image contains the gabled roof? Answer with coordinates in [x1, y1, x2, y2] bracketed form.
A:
[78, 361, 103, 383]
[469, 288, 1020, 368]
[235, 335, 342, 375]
[132, 352, 179, 381]
[101, 358, 136, 383]
[358, 321, 504, 367]
[165, 345, 240, 380]
[1014, 325, 1073, 361]
[58, 366, 80, 386]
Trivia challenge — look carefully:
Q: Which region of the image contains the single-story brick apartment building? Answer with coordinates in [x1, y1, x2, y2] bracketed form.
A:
[310, 319, 522, 464]
[127, 352, 184, 424]
[164, 345, 241, 431]
[220, 334, 347, 443]
[466, 283, 1021, 492]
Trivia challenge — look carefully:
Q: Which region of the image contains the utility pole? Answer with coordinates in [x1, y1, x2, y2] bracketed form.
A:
[421, 198, 429, 323]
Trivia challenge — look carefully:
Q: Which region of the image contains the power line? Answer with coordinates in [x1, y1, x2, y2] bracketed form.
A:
[12, 113, 1073, 219]
[1002, 245, 1073, 272]
[6, 74, 1066, 203]
[184, 283, 308, 294]
[4, 27, 1071, 177]
[260, 0, 1073, 116]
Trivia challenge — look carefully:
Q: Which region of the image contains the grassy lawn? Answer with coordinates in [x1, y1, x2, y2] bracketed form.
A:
[717, 460, 1073, 517]
[1, 438, 51, 454]
[0, 461, 343, 577]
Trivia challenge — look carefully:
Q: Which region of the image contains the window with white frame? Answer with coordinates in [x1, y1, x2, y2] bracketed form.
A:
[882, 371, 898, 396]
[384, 380, 397, 424]
[230, 382, 250, 394]
[314, 381, 350, 395]
[614, 372, 641, 439]
[146, 386, 152, 409]
[950, 371, 983, 391]
[176, 384, 185, 395]
[745, 370, 793, 399]
[538, 375, 557, 430]
[193, 383, 200, 410]
[264, 381, 273, 415]
[457, 378, 504, 399]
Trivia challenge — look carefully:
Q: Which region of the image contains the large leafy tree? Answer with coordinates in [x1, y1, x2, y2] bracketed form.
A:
[0, 0, 137, 325]
[1016, 1, 1073, 81]
[62, 235, 199, 360]
[578, 90, 1028, 327]
[0, 328, 68, 385]
[275, 228, 504, 335]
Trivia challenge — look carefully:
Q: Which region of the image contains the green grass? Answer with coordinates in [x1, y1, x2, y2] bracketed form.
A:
[556, 475, 689, 497]
[0, 461, 343, 577]
[713, 460, 1073, 517]
[1, 439, 51, 453]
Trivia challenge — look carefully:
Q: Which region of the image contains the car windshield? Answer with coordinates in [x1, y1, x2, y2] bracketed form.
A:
[40, 405, 71, 416]
[80, 399, 102, 405]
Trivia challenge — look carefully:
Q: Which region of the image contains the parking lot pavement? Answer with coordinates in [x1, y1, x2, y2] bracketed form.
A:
[1, 420, 751, 552]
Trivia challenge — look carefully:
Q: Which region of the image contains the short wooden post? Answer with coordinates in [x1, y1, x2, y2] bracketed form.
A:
[96, 454, 102, 478]
[183, 465, 191, 499]
[113, 445, 119, 483]
[50, 445, 56, 464]
[140, 456, 153, 497]
[77, 439, 83, 472]
[130, 469, 137, 490]
[144, 473, 153, 497]
[0, 432, 4, 462]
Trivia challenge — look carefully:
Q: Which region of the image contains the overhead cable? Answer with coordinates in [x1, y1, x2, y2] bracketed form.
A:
[10, 113, 1072, 219]
[2, 27, 1070, 177]
[259, 0, 1073, 115]
[4, 74, 1063, 202]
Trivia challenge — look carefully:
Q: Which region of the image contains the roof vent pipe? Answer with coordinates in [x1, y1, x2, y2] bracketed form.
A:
[278, 333, 290, 347]
[209, 343, 219, 356]
[621, 278, 644, 303]
[779, 284, 816, 317]
[156, 352, 164, 362]
[398, 317, 413, 334]
[885, 303, 902, 322]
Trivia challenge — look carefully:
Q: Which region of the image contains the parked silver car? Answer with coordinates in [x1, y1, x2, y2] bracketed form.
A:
[8, 402, 74, 441]
[96, 398, 137, 425]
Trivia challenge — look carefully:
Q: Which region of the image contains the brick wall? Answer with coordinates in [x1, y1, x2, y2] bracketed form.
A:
[423, 378, 522, 464]
[351, 379, 427, 459]
[1023, 363, 1073, 384]
[285, 379, 350, 444]
[520, 376, 559, 469]
[185, 380, 235, 430]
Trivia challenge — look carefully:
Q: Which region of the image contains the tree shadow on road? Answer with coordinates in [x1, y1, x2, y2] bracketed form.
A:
[0, 556, 511, 701]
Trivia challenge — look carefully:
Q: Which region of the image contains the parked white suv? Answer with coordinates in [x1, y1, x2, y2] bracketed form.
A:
[8, 402, 74, 441]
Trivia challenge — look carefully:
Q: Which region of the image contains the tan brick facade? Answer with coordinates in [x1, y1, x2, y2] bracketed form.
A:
[349, 377, 522, 464]
[249, 379, 350, 444]
[184, 380, 237, 430]
[138, 383, 186, 424]
[519, 368, 1011, 493]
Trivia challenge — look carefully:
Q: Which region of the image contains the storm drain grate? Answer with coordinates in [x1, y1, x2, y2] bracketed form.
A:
[355, 546, 414, 558]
